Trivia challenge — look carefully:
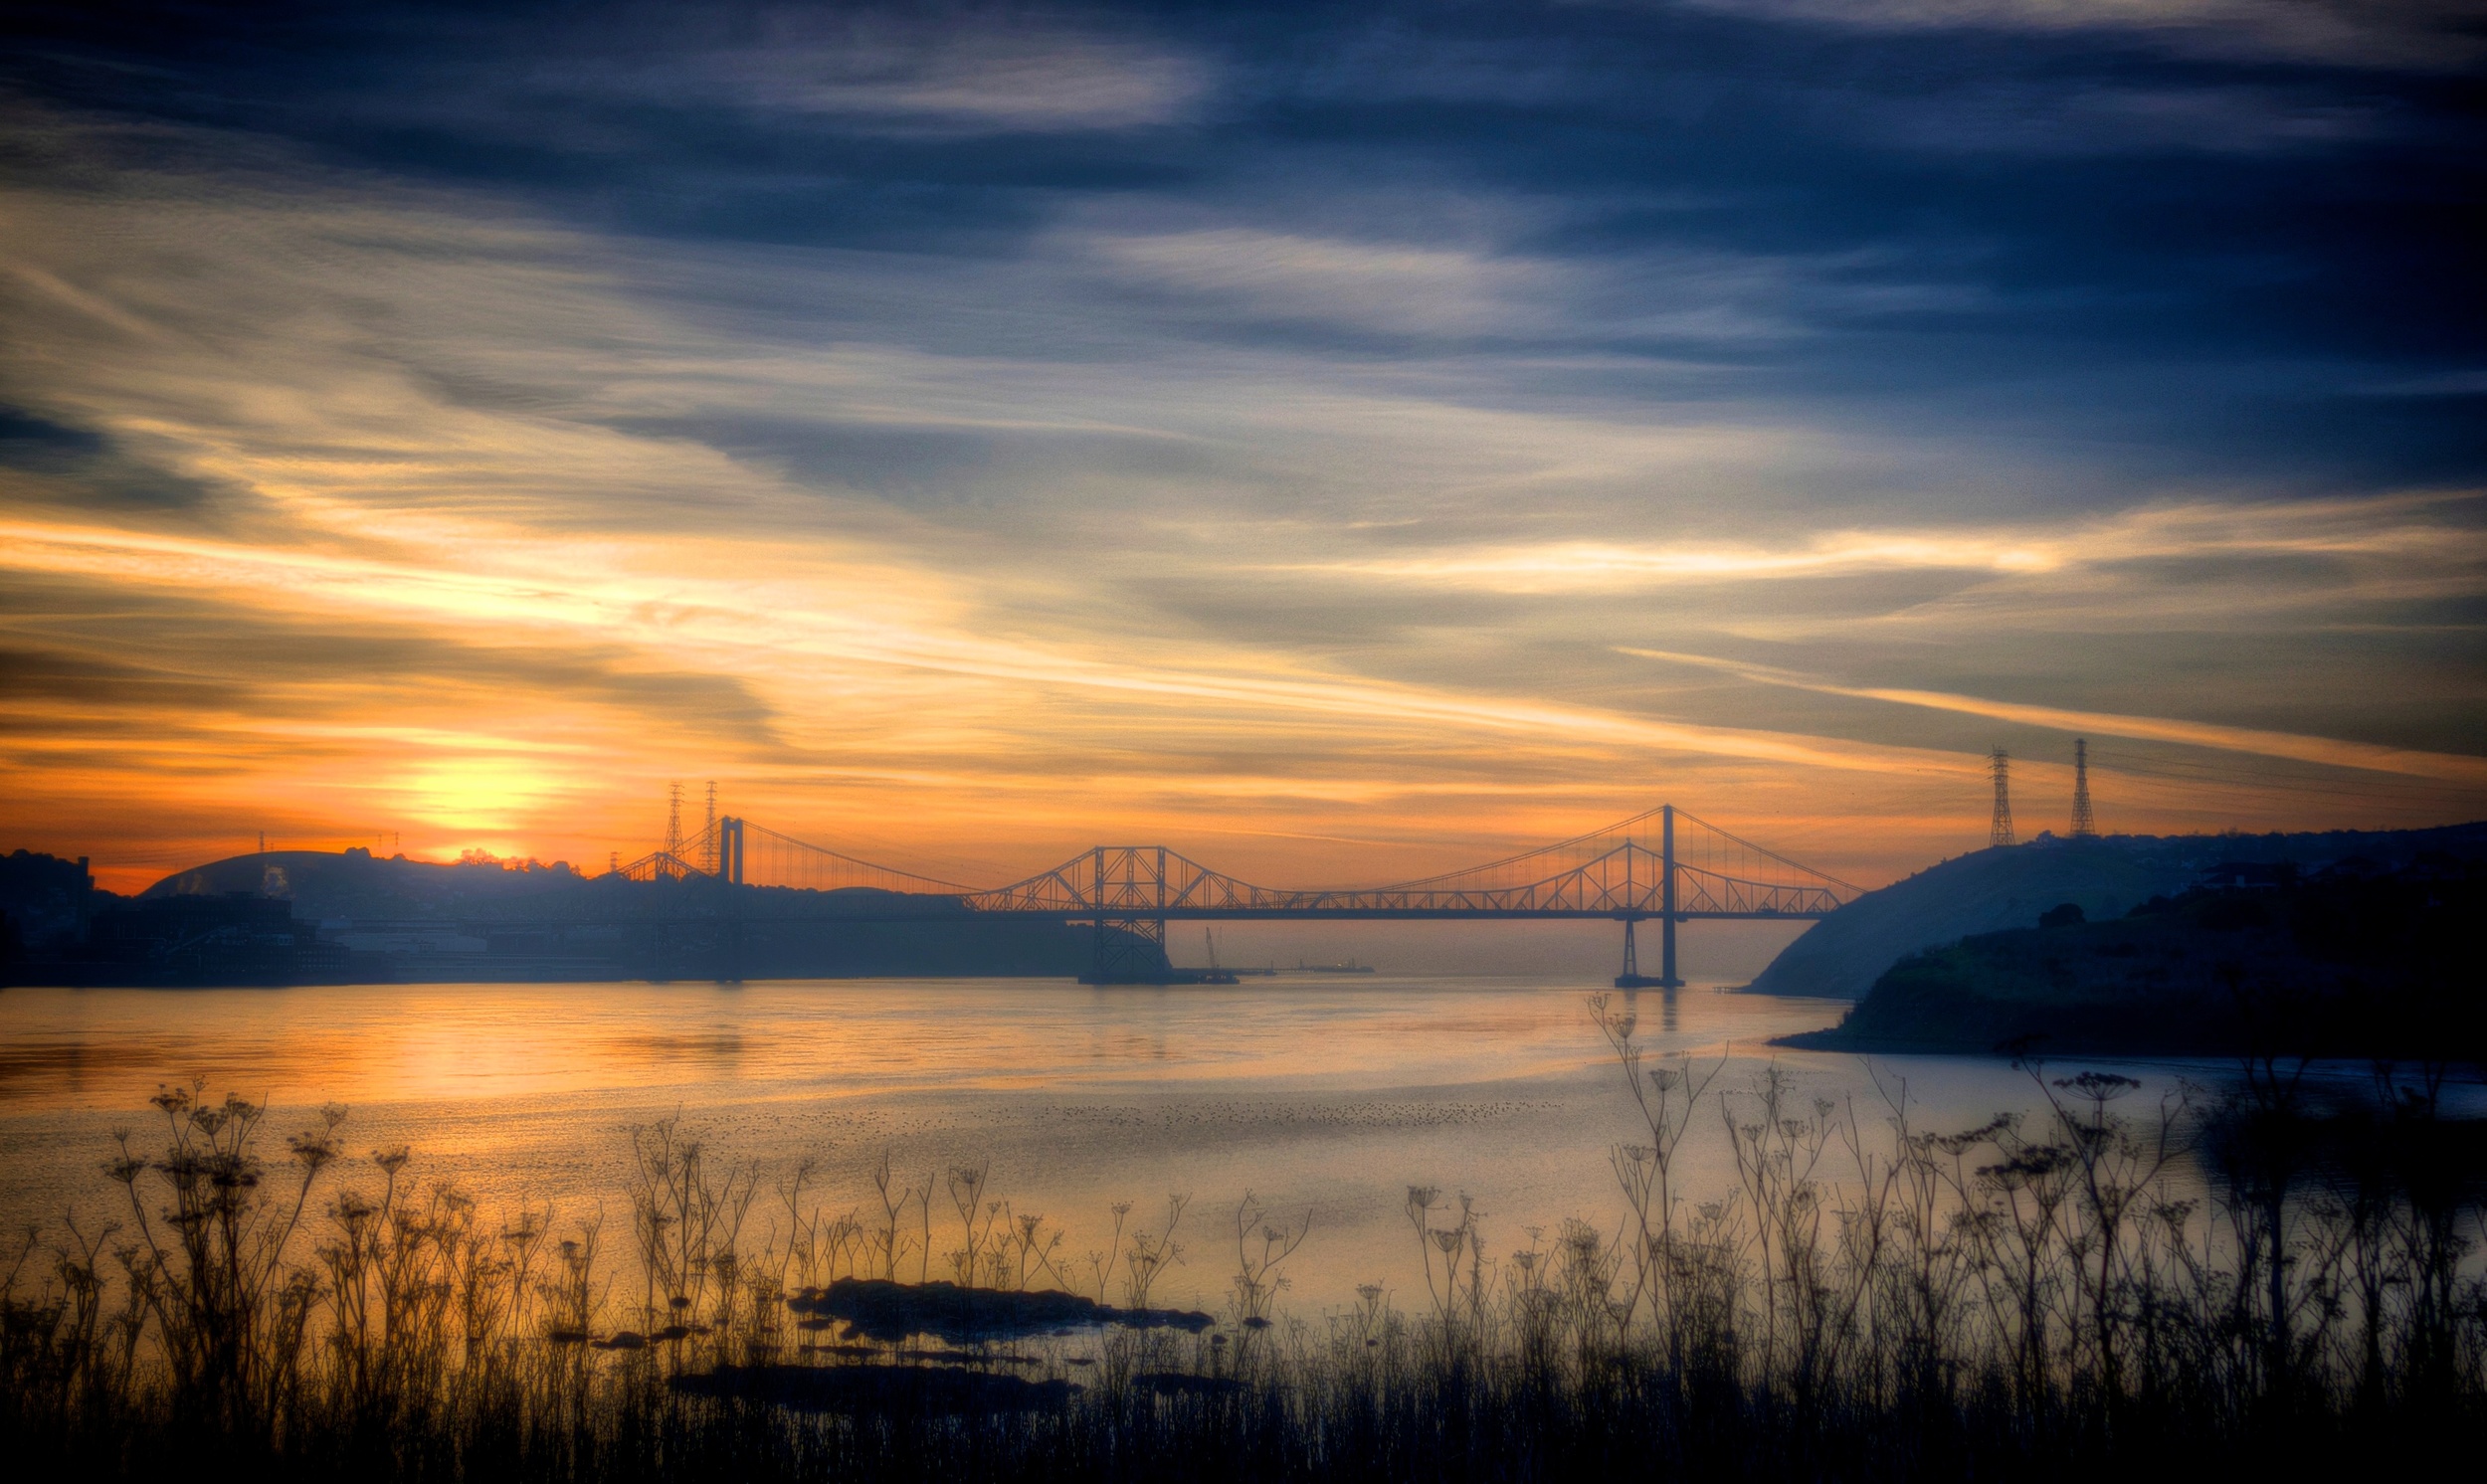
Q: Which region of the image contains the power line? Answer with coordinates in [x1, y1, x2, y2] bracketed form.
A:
[2086, 746, 2484, 809]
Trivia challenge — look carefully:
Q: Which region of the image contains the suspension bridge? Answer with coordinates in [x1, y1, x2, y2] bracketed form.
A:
[614, 804, 1859, 988]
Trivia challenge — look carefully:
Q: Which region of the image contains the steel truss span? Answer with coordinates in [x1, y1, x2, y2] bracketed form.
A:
[960, 807, 1849, 919]
[648, 803, 1857, 987]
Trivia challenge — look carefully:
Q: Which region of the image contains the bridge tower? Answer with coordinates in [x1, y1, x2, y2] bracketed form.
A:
[1662, 803, 1679, 986]
[1614, 803, 1684, 989]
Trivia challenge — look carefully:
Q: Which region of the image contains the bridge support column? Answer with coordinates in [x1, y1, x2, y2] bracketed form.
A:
[1077, 845, 1178, 984]
[1084, 916, 1168, 985]
[1614, 805, 1685, 989]
[1616, 914, 1680, 989]
[1616, 915, 1645, 988]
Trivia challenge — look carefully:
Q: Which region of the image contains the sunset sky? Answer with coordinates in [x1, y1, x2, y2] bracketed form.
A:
[3, 1, 2483, 895]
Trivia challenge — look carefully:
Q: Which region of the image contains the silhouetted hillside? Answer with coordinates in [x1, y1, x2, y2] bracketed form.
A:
[1782, 851, 2487, 1058]
[1748, 823, 2487, 1001]
[143, 847, 622, 920]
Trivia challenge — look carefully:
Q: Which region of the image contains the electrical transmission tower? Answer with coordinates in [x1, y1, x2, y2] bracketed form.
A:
[665, 782, 683, 873]
[701, 781, 718, 874]
[2069, 737, 2096, 838]
[1989, 747, 2015, 847]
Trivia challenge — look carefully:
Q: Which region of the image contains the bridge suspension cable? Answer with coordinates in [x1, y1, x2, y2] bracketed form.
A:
[607, 818, 972, 893]
[1361, 804, 1856, 916]
[733, 821, 974, 895]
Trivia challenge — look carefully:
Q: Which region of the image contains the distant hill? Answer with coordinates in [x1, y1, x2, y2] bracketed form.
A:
[1748, 823, 2487, 1002]
[141, 848, 977, 926]
[143, 848, 614, 921]
[0, 847, 1138, 985]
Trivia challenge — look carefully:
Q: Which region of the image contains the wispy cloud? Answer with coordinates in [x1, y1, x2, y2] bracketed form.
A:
[573, 14, 1211, 134]
[1681, 0, 2487, 70]
[1620, 648, 2487, 784]
[0, 514, 1974, 777]
[1281, 494, 2487, 593]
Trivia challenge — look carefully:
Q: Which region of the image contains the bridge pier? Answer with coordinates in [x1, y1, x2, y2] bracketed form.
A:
[1614, 806, 1683, 988]
[1082, 915, 1170, 984]
[1614, 914, 1682, 990]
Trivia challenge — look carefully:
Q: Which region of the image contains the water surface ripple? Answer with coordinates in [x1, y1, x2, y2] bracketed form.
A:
[0, 977, 2416, 1309]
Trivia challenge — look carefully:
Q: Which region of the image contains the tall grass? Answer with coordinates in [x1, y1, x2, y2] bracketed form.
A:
[3, 1001, 2480, 1481]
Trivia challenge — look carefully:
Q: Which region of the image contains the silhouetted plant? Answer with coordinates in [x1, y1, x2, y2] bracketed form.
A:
[4, 1018, 2483, 1484]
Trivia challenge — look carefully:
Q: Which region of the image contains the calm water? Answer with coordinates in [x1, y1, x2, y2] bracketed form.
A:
[0, 976, 2424, 1311]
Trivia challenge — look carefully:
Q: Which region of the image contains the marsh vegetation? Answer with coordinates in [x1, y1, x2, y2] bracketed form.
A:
[4, 998, 2480, 1481]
